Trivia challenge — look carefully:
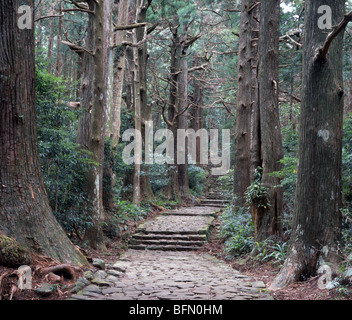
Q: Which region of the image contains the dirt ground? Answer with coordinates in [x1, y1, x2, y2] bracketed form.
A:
[1, 207, 352, 301]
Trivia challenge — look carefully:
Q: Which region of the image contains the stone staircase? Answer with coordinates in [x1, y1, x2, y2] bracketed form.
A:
[197, 175, 230, 208]
[128, 210, 216, 251]
[128, 175, 229, 252]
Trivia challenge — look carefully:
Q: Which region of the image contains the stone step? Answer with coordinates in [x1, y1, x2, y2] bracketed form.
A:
[128, 245, 204, 251]
[162, 207, 219, 217]
[135, 229, 210, 235]
[201, 199, 228, 202]
[132, 233, 207, 242]
[206, 194, 223, 199]
[129, 239, 206, 247]
[135, 215, 215, 236]
[197, 203, 227, 208]
[200, 199, 229, 206]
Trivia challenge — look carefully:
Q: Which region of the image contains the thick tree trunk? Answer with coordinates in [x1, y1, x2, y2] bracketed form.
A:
[77, 8, 94, 148]
[46, 2, 56, 73]
[177, 46, 192, 200]
[250, 2, 261, 178]
[270, 0, 345, 290]
[0, 0, 87, 266]
[103, 0, 130, 210]
[83, 0, 111, 250]
[166, 17, 181, 201]
[138, 0, 155, 202]
[190, 56, 204, 166]
[108, 0, 129, 146]
[103, 0, 128, 211]
[132, 0, 143, 206]
[255, 0, 283, 243]
[233, 0, 257, 206]
[55, 3, 63, 77]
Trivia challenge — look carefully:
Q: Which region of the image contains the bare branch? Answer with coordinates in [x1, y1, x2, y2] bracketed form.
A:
[317, 10, 352, 61]
[183, 34, 201, 48]
[280, 34, 302, 48]
[247, 2, 260, 14]
[147, 23, 160, 34]
[34, 14, 64, 22]
[187, 63, 208, 73]
[62, 8, 95, 14]
[222, 8, 241, 13]
[64, 0, 90, 10]
[161, 103, 173, 128]
[61, 40, 94, 56]
[221, 101, 235, 117]
[114, 23, 147, 31]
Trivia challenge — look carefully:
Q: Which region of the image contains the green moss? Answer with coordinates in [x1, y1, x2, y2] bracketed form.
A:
[0, 235, 31, 268]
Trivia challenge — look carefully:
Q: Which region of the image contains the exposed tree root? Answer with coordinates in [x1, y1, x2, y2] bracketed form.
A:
[39, 264, 80, 281]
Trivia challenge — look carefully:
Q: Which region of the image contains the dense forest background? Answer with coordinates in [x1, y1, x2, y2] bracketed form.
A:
[2, 0, 352, 293]
[33, 0, 352, 248]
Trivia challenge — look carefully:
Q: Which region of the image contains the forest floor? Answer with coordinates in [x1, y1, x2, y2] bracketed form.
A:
[1, 205, 352, 301]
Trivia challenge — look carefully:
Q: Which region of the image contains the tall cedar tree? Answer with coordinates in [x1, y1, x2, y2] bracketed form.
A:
[270, 0, 345, 289]
[0, 0, 87, 265]
[250, 0, 283, 244]
[233, 0, 259, 206]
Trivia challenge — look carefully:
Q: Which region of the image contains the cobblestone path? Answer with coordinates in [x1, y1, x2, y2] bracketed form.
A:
[70, 201, 272, 300]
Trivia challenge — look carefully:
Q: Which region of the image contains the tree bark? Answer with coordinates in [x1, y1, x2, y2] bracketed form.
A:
[233, 0, 257, 206]
[103, 0, 128, 211]
[131, 0, 143, 206]
[108, 0, 129, 146]
[270, 0, 345, 290]
[190, 56, 205, 166]
[166, 16, 181, 201]
[177, 39, 192, 200]
[55, 2, 63, 77]
[138, 0, 155, 203]
[83, 0, 111, 250]
[255, 0, 283, 243]
[0, 0, 87, 266]
[250, 1, 261, 178]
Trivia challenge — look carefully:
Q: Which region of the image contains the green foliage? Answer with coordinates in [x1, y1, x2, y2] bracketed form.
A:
[102, 201, 150, 239]
[115, 200, 149, 221]
[245, 167, 270, 209]
[148, 164, 170, 194]
[36, 65, 95, 238]
[271, 155, 298, 219]
[253, 239, 288, 265]
[220, 205, 254, 258]
[217, 169, 234, 201]
[150, 198, 179, 209]
[188, 165, 207, 196]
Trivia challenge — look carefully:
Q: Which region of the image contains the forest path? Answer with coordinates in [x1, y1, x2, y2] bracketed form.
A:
[70, 182, 272, 300]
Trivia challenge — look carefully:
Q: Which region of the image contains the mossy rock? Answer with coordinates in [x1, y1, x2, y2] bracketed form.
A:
[0, 235, 31, 268]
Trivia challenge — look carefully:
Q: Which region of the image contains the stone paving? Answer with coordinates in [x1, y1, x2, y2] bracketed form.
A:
[136, 215, 215, 235]
[70, 250, 271, 300]
[70, 202, 272, 300]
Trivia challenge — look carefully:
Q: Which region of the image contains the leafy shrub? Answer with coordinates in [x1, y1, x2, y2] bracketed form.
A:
[220, 204, 254, 258]
[218, 169, 234, 201]
[188, 165, 207, 196]
[148, 164, 170, 194]
[36, 66, 95, 238]
[103, 201, 150, 239]
[245, 167, 270, 209]
[253, 239, 287, 265]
